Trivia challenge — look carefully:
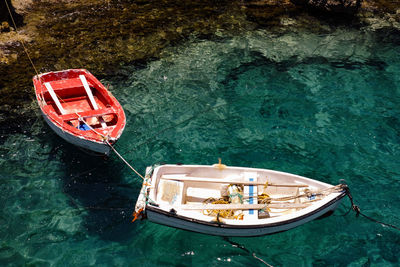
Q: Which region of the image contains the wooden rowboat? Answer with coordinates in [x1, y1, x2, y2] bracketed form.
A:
[134, 162, 347, 237]
[33, 69, 126, 155]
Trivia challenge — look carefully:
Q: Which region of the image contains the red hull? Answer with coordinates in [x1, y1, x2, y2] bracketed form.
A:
[33, 69, 126, 153]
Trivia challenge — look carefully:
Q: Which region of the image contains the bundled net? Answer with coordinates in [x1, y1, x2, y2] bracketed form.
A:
[202, 184, 245, 220]
[202, 197, 235, 219]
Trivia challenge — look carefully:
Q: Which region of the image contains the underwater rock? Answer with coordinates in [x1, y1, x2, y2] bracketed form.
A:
[0, 0, 399, 130]
[0, 22, 11, 33]
[290, 0, 362, 15]
[241, 0, 300, 27]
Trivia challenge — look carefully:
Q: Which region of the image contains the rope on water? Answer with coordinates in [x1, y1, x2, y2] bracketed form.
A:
[342, 184, 400, 231]
[223, 237, 273, 267]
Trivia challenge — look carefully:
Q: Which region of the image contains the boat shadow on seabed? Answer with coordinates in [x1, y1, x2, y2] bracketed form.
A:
[46, 136, 140, 242]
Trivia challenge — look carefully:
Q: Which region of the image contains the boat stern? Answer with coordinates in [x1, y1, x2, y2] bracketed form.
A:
[134, 166, 155, 215]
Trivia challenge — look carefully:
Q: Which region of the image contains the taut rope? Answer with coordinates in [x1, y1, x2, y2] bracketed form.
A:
[223, 237, 274, 267]
[342, 184, 400, 231]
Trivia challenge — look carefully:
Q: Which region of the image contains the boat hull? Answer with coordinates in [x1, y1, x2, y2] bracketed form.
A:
[41, 110, 111, 154]
[136, 164, 348, 237]
[145, 193, 345, 237]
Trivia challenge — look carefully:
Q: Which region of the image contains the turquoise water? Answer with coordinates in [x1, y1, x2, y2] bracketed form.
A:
[1, 28, 400, 266]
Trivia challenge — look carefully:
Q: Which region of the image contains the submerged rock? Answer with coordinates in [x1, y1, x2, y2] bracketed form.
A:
[290, 0, 362, 15]
[1, 21, 11, 33]
[0, 0, 399, 131]
[0, 0, 256, 128]
[0, 0, 24, 27]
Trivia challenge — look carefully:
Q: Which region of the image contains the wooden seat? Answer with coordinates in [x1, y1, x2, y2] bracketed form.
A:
[79, 75, 107, 128]
[60, 107, 115, 121]
[46, 78, 94, 91]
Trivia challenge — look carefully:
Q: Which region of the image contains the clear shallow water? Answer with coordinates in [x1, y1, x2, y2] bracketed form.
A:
[1, 28, 400, 266]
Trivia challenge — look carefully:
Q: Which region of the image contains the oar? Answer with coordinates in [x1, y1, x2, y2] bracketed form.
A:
[160, 175, 308, 187]
[179, 203, 311, 210]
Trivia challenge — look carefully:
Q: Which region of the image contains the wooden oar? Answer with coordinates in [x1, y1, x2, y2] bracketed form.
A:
[179, 203, 311, 210]
[160, 175, 308, 187]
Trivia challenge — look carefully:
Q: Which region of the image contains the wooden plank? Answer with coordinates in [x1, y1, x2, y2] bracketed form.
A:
[160, 175, 308, 187]
[49, 77, 92, 90]
[79, 75, 107, 128]
[44, 82, 66, 115]
[60, 107, 115, 121]
[243, 172, 257, 217]
[80, 75, 98, 109]
[179, 203, 311, 210]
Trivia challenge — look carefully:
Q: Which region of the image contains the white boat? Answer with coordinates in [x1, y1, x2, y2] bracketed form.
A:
[134, 162, 347, 237]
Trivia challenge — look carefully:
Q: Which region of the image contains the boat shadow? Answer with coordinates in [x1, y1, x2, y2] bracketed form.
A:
[53, 139, 141, 242]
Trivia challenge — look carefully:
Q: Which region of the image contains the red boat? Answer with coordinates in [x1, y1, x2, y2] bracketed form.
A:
[33, 69, 126, 155]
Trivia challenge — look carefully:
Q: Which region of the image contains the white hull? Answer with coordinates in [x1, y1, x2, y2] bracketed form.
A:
[135, 164, 347, 237]
[42, 111, 111, 154]
[146, 197, 342, 237]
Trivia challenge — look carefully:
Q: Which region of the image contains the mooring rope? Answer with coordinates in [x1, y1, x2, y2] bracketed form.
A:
[104, 139, 146, 180]
[67, 116, 147, 182]
[4, 0, 40, 77]
[223, 237, 273, 267]
[342, 185, 400, 231]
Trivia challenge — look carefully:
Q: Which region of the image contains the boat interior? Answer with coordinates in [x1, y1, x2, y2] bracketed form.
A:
[37, 72, 117, 129]
[148, 165, 341, 224]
